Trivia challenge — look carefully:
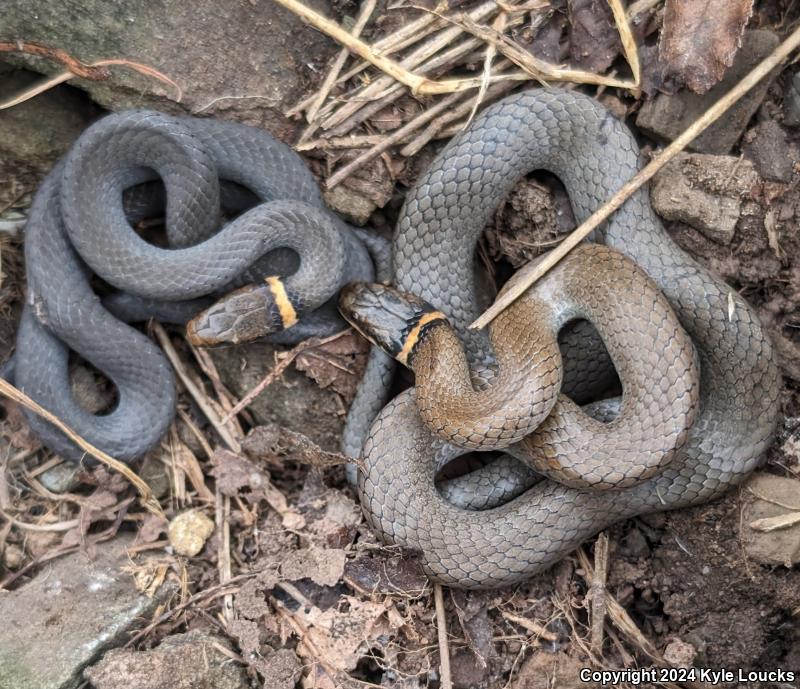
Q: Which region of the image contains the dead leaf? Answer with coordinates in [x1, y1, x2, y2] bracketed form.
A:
[343, 553, 428, 596]
[295, 330, 369, 402]
[567, 0, 623, 74]
[211, 449, 305, 529]
[1, 400, 41, 452]
[297, 596, 389, 672]
[235, 576, 276, 619]
[660, 0, 755, 94]
[451, 590, 495, 669]
[211, 448, 271, 501]
[281, 545, 346, 587]
[255, 648, 302, 689]
[138, 513, 169, 543]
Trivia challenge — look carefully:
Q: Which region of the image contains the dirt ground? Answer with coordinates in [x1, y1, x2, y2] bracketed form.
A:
[1, 1, 799, 688]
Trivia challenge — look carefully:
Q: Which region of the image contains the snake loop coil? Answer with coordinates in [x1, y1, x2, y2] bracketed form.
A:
[12, 110, 392, 464]
[340, 89, 781, 589]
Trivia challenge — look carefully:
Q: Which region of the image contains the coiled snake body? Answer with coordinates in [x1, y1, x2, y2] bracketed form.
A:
[345, 89, 781, 589]
[12, 111, 392, 463]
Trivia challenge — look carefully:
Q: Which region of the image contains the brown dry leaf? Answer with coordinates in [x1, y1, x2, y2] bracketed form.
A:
[297, 596, 390, 672]
[210, 448, 271, 502]
[660, 0, 755, 94]
[2, 400, 42, 452]
[451, 590, 495, 669]
[211, 449, 305, 529]
[138, 512, 169, 543]
[343, 553, 428, 596]
[567, 0, 623, 74]
[295, 330, 369, 402]
[281, 545, 346, 587]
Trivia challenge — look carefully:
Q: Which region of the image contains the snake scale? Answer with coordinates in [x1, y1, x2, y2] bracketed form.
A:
[11, 110, 392, 464]
[341, 89, 782, 589]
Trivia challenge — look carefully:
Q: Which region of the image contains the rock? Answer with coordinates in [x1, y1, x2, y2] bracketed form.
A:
[83, 631, 249, 689]
[0, 0, 336, 128]
[324, 185, 377, 226]
[168, 509, 215, 557]
[637, 30, 780, 154]
[663, 638, 697, 667]
[0, 68, 100, 171]
[38, 462, 82, 493]
[650, 152, 761, 244]
[743, 120, 795, 183]
[210, 341, 346, 452]
[0, 535, 175, 689]
[740, 473, 800, 567]
[784, 72, 800, 127]
[0, 66, 98, 208]
[254, 648, 302, 689]
[138, 455, 171, 500]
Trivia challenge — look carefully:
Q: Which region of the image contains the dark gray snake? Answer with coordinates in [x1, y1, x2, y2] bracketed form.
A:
[9, 110, 392, 464]
[347, 89, 782, 588]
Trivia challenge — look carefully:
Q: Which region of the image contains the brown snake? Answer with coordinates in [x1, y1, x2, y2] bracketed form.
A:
[339, 89, 782, 589]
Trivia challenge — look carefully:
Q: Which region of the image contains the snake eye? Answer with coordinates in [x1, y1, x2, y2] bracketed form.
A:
[339, 283, 447, 365]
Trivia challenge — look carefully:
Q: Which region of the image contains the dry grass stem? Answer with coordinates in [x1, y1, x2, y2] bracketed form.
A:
[223, 331, 347, 421]
[450, 13, 636, 90]
[577, 548, 660, 659]
[152, 323, 241, 453]
[0, 378, 163, 517]
[471, 23, 800, 329]
[589, 532, 610, 656]
[501, 611, 560, 642]
[326, 90, 464, 188]
[306, 0, 377, 123]
[0, 41, 181, 109]
[216, 490, 234, 625]
[434, 584, 453, 689]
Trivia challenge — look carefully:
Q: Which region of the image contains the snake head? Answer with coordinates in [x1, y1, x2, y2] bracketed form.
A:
[338, 282, 448, 366]
[186, 277, 299, 346]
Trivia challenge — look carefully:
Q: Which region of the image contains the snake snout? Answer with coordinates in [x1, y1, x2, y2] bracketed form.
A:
[186, 281, 287, 346]
[339, 282, 447, 364]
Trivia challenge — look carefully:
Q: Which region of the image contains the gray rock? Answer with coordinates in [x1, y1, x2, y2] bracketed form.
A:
[743, 120, 795, 183]
[0, 68, 99, 172]
[0, 535, 175, 689]
[784, 72, 800, 127]
[83, 631, 249, 689]
[210, 341, 345, 452]
[650, 152, 761, 245]
[0, 0, 336, 126]
[38, 462, 82, 493]
[637, 30, 780, 154]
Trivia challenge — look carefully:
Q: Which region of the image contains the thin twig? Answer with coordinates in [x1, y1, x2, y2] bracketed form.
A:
[151, 323, 241, 453]
[285, 0, 460, 117]
[470, 25, 800, 329]
[448, 12, 636, 90]
[306, 0, 376, 123]
[401, 69, 517, 157]
[0, 42, 181, 109]
[275, 0, 537, 96]
[216, 490, 234, 625]
[327, 90, 465, 188]
[222, 331, 347, 421]
[0, 378, 163, 517]
[589, 532, 610, 656]
[434, 584, 453, 689]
